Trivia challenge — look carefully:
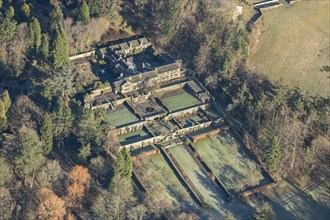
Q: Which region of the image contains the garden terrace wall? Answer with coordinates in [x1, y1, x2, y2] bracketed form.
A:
[238, 182, 277, 198]
[253, 0, 279, 8]
[131, 172, 147, 192]
[131, 148, 160, 161]
[116, 121, 147, 135]
[164, 103, 210, 121]
[190, 128, 221, 143]
[120, 120, 213, 150]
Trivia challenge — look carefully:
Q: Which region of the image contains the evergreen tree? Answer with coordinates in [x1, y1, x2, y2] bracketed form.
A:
[265, 136, 281, 172]
[115, 148, 132, 178]
[40, 113, 53, 155]
[21, 3, 31, 20]
[50, 25, 69, 68]
[40, 34, 49, 61]
[0, 7, 17, 42]
[164, 0, 183, 41]
[77, 1, 90, 23]
[78, 144, 91, 162]
[6, 6, 14, 19]
[52, 99, 73, 147]
[50, 5, 63, 29]
[0, 100, 7, 131]
[15, 126, 45, 187]
[87, 0, 118, 20]
[1, 89, 11, 112]
[29, 18, 42, 56]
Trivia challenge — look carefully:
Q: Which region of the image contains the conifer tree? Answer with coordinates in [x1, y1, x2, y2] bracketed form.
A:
[2, 89, 11, 111]
[29, 18, 42, 56]
[21, 3, 31, 20]
[0, 100, 7, 131]
[115, 148, 132, 178]
[265, 136, 281, 172]
[15, 126, 45, 187]
[50, 25, 69, 68]
[41, 113, 53, 155]
[50, 5, 63, 29]
[77, 1, 90, 23]
[6, 6, 14, 18]
[40, 34, 49, 61]
[0, 6, 17, 42]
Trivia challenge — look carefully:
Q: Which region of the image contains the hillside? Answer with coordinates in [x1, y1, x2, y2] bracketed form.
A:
[248, 0, 330, 97]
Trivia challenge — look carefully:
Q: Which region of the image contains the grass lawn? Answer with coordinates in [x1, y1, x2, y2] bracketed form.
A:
[168, 145, 228, 213]
[134, 154, 194, 208]
[105, 107, 139, 126]
[193, 132, 271, 194]
[118, 129, 151, 145]
[161, 92, 201, 112]
[248, 0, 330, 96]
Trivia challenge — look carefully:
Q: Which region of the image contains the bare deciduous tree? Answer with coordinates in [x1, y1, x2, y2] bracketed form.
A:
[0, 187, 16, 219]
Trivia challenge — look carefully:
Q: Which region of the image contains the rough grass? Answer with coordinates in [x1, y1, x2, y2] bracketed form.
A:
[133, 154, 194, 207]
[105, 107, 139, 126]
[193, 132, 270, 193]
[161, 92, 201, 112]
[248, 1, 330, 96]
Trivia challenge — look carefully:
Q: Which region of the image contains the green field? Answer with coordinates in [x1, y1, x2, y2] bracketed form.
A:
[161, 92, 201, 112]
[105, 107, 139, 126]
[134, 154, 194, 208]
[168, 145, 228, 213]
[193, 132, 270, 193]
[248, 1, 330, 96]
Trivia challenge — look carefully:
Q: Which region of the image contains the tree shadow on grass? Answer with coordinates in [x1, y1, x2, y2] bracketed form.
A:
[194, 169, 257, 218]
[264, 179, 330, 220]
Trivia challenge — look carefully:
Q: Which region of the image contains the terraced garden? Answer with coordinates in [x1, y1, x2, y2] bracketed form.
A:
[133, 153, 194, 208]
[192, 132, 271, 194]
[161, 92, 201, 112]
[105, 106, 139, 126]
[118, 128, 152, 145]
[179, 115, 206, 128]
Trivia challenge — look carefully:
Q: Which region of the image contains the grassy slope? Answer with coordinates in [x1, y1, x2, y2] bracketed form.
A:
[248, 1, 330, 96]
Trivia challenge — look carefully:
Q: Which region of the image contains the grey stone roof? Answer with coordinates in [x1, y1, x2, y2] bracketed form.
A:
[129, 40, 140, 48]
[155, 62, 181, 74]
